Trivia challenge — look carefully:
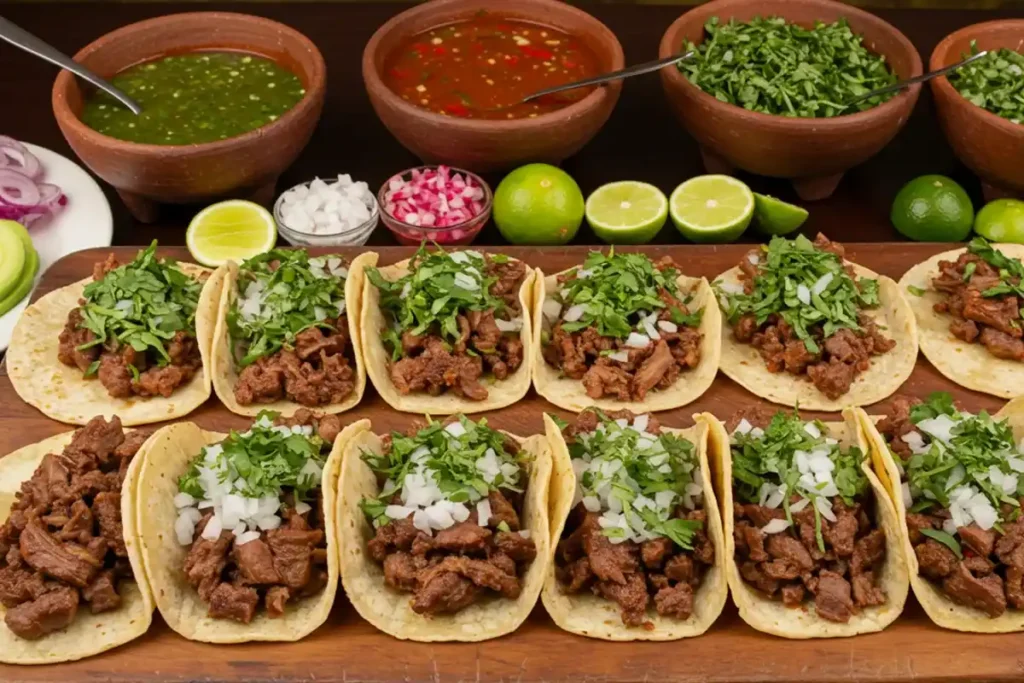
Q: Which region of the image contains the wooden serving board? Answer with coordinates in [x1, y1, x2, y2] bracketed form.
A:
[0, 243, 1017, 683]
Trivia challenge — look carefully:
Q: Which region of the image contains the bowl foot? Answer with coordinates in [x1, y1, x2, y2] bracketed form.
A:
[117, 190, 161, 223]
[982, 181, 1023, 203]
[116, 178, 279, 224]
[699, 147, 735, 176]
[791, 173, 843, 202]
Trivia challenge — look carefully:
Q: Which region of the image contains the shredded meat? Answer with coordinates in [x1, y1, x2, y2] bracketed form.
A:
[0, 417, 144, 640]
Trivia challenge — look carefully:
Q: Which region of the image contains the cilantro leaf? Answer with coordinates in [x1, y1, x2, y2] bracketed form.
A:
[920, 529, 963, 559]
[948, 42, 1024, 126]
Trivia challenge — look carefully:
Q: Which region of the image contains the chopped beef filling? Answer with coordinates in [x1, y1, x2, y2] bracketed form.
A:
[931, 251, 1024, 361]
[234, 316, 356, 407]
[0, 416, 146, 640]
[387, 257, 527, 402]
[554, 410, 715, 627]
[730, 235, 895, 400]
[181, 410, 336, 623]
[878, 396, 1022, 617]
[57, 256, 203, 399]
[542, 257, 703, 402]
[367, 428, 536, 615]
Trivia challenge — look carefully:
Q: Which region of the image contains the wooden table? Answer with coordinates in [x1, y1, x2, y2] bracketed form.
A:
[0, 242, 1020, 682]
[0, 3, 1020, 247]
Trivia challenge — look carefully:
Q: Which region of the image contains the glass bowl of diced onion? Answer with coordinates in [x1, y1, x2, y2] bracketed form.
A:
[274, 175, 379, 247]
[377, 165, 492, 246]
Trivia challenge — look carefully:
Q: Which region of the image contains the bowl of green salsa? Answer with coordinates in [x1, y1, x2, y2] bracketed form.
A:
[53, 12, 326, 222]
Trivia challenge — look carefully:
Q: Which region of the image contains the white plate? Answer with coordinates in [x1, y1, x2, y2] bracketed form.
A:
[0, 144, 113, 352]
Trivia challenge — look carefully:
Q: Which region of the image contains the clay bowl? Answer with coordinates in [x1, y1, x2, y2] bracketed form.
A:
[52, 12, 326, 222]
[363, 0, 624, 172]
[930, 20, 1024, 201]
[659, 0, 922, 201]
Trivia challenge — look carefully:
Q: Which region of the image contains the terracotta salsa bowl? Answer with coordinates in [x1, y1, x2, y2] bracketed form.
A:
[930, 20, 1024, 200]
[659, 0, 922, 201]
[52, 12, 326, 222]
[363, 0, 624, 173]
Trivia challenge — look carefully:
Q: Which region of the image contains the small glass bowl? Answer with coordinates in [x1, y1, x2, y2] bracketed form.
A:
[377, 165, 493, 246]
[274, 178, 380, 247]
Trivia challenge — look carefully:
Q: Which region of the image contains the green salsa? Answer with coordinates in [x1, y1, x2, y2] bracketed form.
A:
[81, 52, 306, 145]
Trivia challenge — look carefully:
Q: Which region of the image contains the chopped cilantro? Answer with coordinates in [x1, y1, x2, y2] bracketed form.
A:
[962, 237, 1024, 301]
[920, 528, 962, 559]
[906, 285, 926, 297]
[948, 42, 1024, 125]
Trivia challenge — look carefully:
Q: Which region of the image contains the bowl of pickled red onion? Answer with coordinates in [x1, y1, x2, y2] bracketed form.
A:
[377, 165, 492, 245]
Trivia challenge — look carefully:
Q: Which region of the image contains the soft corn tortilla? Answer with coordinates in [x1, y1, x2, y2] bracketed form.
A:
[0, 430, 154, 664]
[8, 263, 219, 426]
[134, 420, 355, 643]
[211, 252, 377, 418]
[899, 245, 1024, 399]
[702, 409, 908, 639]
[859, 398, 1024, 633]
[361, 256, 535, 415]
[338, 420, 552, 642]
[715, 262, 918, 410]
[540, 414, 728, 640]
[533, 269, 721, 413]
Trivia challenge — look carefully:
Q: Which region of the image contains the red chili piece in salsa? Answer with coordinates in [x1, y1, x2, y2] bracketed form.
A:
[383, 14, 601, 120]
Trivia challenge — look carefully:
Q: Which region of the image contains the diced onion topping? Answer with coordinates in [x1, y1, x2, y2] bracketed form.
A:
[279, 174, 374, 237]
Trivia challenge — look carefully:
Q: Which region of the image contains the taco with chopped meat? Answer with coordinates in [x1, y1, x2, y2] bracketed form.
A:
[8, 242, 219, 426]
[714, 233, 917, 410]
[534, 251, 720, 412]
[898, 238, 1024, 398]
[134, 409, 357, 643]
[210, 249, 376, 417]
[862, 392, 1024, 632]
[361, 247, 535, 415]
[337, 415, 551, 642]
[705, 407, 908, 638]
[0, 417, 154, 664]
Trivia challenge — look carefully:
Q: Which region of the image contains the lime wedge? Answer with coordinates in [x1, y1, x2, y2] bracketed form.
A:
[186, 200, 277, 267]
[585, 181, 668, 244]
[0, 221, 27, 302]
[0, 221, 38, 316]
[753, 193, 809, 235]
[669, 175, 754, 243]
[974, 199, 1024, 243]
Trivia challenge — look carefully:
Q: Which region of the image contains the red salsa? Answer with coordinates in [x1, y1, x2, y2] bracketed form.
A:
[383, 12, 601, 120]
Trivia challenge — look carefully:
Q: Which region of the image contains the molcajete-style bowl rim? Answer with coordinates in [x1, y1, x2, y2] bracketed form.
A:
[929, 19, 1024, 137]
[658, 0, 923, 131]
[51, 11, 326, 158]
[362, 0, 625, 133]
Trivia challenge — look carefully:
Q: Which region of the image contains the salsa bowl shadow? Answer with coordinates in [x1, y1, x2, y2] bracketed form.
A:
[658, 0, 922, 201]
[930, 20, 1024, 201]
[52, 12, 326, 223]
[362, 0, 624, 173]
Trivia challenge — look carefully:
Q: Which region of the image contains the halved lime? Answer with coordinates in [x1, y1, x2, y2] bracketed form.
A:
[753, 193, 809, 235]
[186, 200, 277, 267]
[974, 199, 1024, 243]
[669, 175, 754, 244]
[585, 181, 668, 245]
[0, 221, 27, 302]
[0, 221, 38, 316]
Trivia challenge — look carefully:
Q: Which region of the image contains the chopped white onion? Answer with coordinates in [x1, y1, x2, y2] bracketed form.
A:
[657, 320, 678, 333]
[542, 298, 562, 321]
[796, 284, 811, 305]
[476, 500, 492, 527]
[563, 304, 587, 322]
[608, 350, 629, 363]
[625, 332, 650, 348]
[761, 518, 791, 534]
[173, 492, 195, 509]
[811, 272, 834, 296]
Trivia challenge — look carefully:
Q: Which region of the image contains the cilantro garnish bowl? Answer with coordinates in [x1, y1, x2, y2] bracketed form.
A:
[930, 20, 1024, 199]
[657, 0, 922, 201]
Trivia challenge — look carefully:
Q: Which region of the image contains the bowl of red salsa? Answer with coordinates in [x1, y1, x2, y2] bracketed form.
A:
[363, 0, 624, 172]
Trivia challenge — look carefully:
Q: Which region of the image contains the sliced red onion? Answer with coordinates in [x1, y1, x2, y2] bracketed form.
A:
[0, 169, 41, 207]
[0, 136, 66, 228]
[0, 136, 40, 179]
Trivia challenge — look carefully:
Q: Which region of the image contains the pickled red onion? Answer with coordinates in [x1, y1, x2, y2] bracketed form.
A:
[382, 166, 485, 229]
[0, 136, 66, 228]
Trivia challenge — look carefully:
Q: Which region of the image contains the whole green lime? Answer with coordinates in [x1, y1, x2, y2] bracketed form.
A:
[891, 175, 974, 242]
[974, 199, 1024, 243]
[493, 164, 584, 245]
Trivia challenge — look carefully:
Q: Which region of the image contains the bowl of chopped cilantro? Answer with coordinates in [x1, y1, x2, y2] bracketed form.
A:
[658, 0, 922, 201]
[930, 21, 1024, 199]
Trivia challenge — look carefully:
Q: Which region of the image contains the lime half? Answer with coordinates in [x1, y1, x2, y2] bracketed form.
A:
[669, 175, 754, 243]
[974, 199, 1024, 243]
[753, 193, 809, 235]
[585, 181, 668, 244]
[0, 221, 37, 317]
[187, 200, 277, 267]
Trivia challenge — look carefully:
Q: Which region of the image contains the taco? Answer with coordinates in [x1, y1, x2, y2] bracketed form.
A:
[210, 249, 376, 417]
[134, 409, 353, 642]
[705, 407, 908, 638]
[898, 238, 1024, 398]
[715, 233, 917, 410]
[338, 415, 551, 641]
[541, 409, 727, 640]
[0, 417, 154, 664]
[361, 247, 534, 414]
[534, 251, 720, 412]
[8, 242, 219, 426]
[862, 392, 1024, 632]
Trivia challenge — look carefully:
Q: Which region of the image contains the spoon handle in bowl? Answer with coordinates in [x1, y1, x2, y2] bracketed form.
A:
[522, 51, 695, 103]
[845, 50, 990, 106]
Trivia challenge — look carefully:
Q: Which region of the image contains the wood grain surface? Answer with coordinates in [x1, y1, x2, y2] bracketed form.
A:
[0, 243, 1017, 683]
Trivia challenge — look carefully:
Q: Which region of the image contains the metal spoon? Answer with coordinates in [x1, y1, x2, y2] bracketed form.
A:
[520, 50, 695, 104]
[0, 16, 142, 115]
[845, 50, 990, 107]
